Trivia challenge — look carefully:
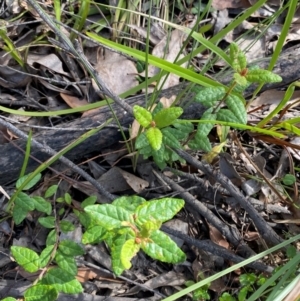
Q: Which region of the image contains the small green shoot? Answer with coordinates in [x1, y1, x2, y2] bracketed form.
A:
[133, 43, 282, 168]
[82, 196, 186, 275]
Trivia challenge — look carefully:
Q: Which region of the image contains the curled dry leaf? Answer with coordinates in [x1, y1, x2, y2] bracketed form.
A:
[0, 65, 31, 88]
[207, 223, 229, 249]
[145, 29, 188, 91]
[212, 0, 250, 10]
[128, 24, 166, 45]
[287, 137, 300, 161]
[244, 231, 260, 241]
[92, 48, 138, 96]
[27, 53, 70, 77]
[60, 93, 89, 109]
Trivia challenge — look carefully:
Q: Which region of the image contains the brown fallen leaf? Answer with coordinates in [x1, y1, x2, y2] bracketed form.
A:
[92, 48, 138, 96]
[207, 223, 229, 249]
[60, 93, 89, 109]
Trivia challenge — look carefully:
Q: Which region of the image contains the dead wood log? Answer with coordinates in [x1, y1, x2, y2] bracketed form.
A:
[1, 47, 300, 185]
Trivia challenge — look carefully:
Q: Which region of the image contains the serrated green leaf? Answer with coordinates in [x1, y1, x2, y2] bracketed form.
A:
[58, 240, 84, 256]
[229, 43, 239, 62]
[135, 198, 184, 226]
[194, 87, 226, 107]
[120, 239, 140, 270]
[170, 149, 181, 162]
[166, 128, 187, 140]
[31, 196, 52, 215]
[142, 230, 186, 263]
[24, 284, 58, 301]
[225, 95, 247, 124]
[152, 101, 163, 115]
[135, 132, 149, 149]
[152, 144, 167, 169]
[46, 230, 57, 247]
[11, 246, 40, 273]
[173, 121, 194, 134]
[246, 69, 282, 83]
[39, 245, 54, 268]
[16, 173, 42, 190]
[55, 250, 77, 276]
[161, 128, 181, 148]
[217, 109, 240, 123]
[15, 192, 35, 211]
[111, 232, 136, 276]
[146, 127, 162, 150]
[82, 225, 107, 244]
[220, 293, 237, 301]
[230, 43, 247, 72]
[139, 144, 153, 158]
[232, 53, 247, 73]
[153, 107, 183, 128]
[12, 205, 28, 225]
[84, 204, 133, 230]
[59, 220, 75, 233]
[38, 216, 55, 229]
[44, 185, 58, 198]
[197, 109, 217, 136]
[234, 73, 248, 86]
[133, 105, 152, 128]
[1, 298, 17, 301]
[112, 196, 146, 212]
[188, 134, 212, 152]
[238, 287, 248, 301]
[40, 267, 82, 294]
[140, 220, 162, 237]
[81, 195, 97, 208]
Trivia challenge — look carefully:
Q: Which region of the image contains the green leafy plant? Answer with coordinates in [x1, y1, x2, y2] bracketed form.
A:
[81, 195, 186, 275]
[134, 103, 193, 168]
[133, 43, 282, 168]
[7, 180, 185, 300]
[281, 174, 296, 186]
[218, 246, 300, 301]
[7, 181, 84, 300]
[185, 279, 211, 301]
[237, 273, 268, 301]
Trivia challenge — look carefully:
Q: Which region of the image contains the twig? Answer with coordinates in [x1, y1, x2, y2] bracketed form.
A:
[82, 260, 166, 298]
[161, 226, 273, 273]
[173, 148, 283, 247]
[26, 0, 134, 116]
[233, 133, 287, 205]
[0, 118, 116, 201]
[153, 169, 256, 258]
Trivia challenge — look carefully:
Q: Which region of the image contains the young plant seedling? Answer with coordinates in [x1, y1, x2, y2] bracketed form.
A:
[82, 195, 186, 275]
[134, 43, 282, 167]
